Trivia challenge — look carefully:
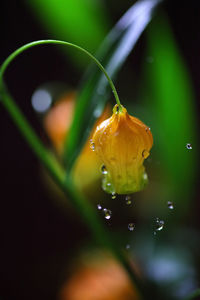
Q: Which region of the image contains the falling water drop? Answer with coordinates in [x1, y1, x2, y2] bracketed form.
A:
[97, 204, 102, 210]
[186, 143, 192, 150]
[154, 218, 164, 235]
[167, 201, 174, 210]
[128, 223, 135, 231]
[126, 244, 130, 250]
[103, 208, 112, 220]
[125, 195, 132, 205]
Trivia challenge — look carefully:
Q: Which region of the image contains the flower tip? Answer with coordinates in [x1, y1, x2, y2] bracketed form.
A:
[113, 104, 125, 114]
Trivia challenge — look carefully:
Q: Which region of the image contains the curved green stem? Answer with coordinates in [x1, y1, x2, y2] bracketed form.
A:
[0, 39, 121, 108]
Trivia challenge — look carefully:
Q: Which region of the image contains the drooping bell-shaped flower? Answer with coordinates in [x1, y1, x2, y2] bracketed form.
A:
[92, 104, 153, 194]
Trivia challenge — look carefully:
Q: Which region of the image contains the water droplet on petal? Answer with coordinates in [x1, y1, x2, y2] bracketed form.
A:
[145, 127, 151, 132]
[125, 195, 132, 205]
[103, 208, 112, 220]
[128, 223, 135, 231]
[155, 218, 164, 232]
[90, 139, 95, 151]
[186, 143, 192, 150]
[101, 165, 108, 175]
[167, 201, 174, 210]
[97, 204, 102, 210]
[142, 149, 149, 159]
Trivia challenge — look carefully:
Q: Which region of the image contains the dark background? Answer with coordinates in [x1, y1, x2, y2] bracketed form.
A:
[0, 0, 200, 299]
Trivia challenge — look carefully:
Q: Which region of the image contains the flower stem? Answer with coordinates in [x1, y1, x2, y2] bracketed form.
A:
[0, 39, 122, 108]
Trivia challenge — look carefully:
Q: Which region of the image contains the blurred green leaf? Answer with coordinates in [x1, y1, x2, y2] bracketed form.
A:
[26, 0, 109, 67]
[66, 0, 162, 169]
[144, 13, 197, 211]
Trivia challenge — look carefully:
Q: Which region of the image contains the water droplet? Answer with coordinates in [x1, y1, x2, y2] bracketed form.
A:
[107, 183, 111, 187]
[125, 195, 132, 205]
[142, 150, 149, 159]
[145, 127, 151, 132]
[186, 143, 192, 150]
[155, 218, 164, 232]
[103, 208, 112, 220]
[90, 140, 95, 151]
[111, 192, 116, 199]
[126, 244, 130, 250]
[128, 223, 135, 231]
[101, 165, 108, 175]
[97, 204, 102, 210]
[167, 201, 174, 210]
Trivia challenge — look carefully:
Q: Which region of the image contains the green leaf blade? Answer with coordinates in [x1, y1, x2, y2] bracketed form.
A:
[145, 13, 197, 211]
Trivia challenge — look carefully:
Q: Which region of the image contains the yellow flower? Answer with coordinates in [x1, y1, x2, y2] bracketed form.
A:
[92, 104, 153, 194]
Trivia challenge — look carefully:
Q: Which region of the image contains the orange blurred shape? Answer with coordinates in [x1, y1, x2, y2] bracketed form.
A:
[44, 91, 111, 194]
[44, 91, 76, 153]
[59, 255, 139, 300]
